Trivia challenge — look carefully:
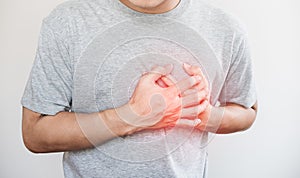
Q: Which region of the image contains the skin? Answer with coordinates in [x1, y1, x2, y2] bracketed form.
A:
[22, 65, 208, 153]
[157, 63, 257, 134]
[119, 0, 181, 14]
[22, 0, 258, 153]
[179, 63, 257, 134]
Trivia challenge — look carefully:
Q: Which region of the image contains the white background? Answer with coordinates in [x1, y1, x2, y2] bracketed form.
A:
[0, 0, 299, 177]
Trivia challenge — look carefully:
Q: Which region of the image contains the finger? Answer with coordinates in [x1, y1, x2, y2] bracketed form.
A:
[181, 89, 197, 97]
[183, 63, 209, 87]
[169, 75, 201, 95]
[194, 81, 207, 91]
[176, 119, 201, 128]
[183, 63, 203, 76]
[180, 100, 209, 120]
[182, 90, 208, 108]
[183, 63, 210, 90]
[156, 79, 168, 88]
[145, 64, 173, 82]
[161, 74, 177, 86]
[182, 82, 207, 96]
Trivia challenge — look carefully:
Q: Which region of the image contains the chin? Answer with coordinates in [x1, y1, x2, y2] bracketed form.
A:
[128, 0, 166, 8]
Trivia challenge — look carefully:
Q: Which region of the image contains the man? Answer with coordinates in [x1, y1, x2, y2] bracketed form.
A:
[21, 0, 258, 177]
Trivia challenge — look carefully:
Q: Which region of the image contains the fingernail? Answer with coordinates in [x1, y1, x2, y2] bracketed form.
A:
[183, 63, 191, 68]
[151, 64, 158, 70]
[195, 119, 201, 125]
[204, 100, 209, 106]
[194, 75, 201, 81]
[165, 64, 173, 72]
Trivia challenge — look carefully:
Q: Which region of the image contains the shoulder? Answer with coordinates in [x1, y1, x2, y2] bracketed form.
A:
[42, 0, 84, 25]
[43, 0, 110, 22]
[195, 1, 248, 38]
[41, 0, 98, 38]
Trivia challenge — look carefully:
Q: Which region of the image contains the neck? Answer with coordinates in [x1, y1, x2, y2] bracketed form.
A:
[119, 0, 181, 14]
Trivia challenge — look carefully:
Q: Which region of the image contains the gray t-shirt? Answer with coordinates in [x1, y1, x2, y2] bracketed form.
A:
[21, 0, 257, 177]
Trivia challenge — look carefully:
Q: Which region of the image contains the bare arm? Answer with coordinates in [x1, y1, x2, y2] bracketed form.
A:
[196, 102, 258, 134]
[22, 65, 206, 153]
[22, 107, 134, 153]
[217, 102, 257, 133]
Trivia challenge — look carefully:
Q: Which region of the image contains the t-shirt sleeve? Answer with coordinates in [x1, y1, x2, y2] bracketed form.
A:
[218, 33, 257, 108]
[21, 20, 72, 115]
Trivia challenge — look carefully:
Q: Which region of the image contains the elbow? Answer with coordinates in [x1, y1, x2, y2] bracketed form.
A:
[22, 108, 52, 153]
[22, 120, 42, 153]
[235, 101, 258, 132]
[23, 136, 51, 154]
[240, 108, 257, 132]
[22, 128, 50, 153]
[243, 102, 258, 131]
[23, 133, 43, 153]
[240, 116, 256, 131]
[22, 124, 63, 153]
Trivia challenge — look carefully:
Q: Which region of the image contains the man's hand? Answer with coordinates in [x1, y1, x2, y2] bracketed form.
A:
[153, 64, 210, 129]
[182, 63, 257, 133]
[115, 64, 206, 133]
[181, 63, 214, 131]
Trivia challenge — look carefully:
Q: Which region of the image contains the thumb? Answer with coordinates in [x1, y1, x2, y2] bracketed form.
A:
[160, 74, 177, 86]
[183, 63, 202, 76]
[146, 64, 173, 82]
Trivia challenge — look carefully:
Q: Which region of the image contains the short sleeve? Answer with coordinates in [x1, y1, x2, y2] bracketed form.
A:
[21, 20, 72, 115]
[218, 33, 257, 108]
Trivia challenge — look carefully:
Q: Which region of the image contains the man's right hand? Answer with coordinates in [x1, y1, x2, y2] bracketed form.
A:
[114, 64, 208, 134]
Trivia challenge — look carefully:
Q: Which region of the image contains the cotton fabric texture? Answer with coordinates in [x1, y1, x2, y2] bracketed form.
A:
[21, 0, 257, 177]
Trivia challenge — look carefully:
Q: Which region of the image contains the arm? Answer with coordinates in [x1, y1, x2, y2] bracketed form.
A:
[217, 102, 257, 133]
[196, 102, 257, 134]
[22, 65, 206, 153]
[22, 107, 134, 153]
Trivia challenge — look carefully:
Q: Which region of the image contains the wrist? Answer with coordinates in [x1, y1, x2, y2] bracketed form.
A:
[197, 105, 224, 133]
[209, 106, 242, 134]
[100, 105, 141, 137]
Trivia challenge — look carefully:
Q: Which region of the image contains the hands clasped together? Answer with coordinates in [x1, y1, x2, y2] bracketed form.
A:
[117, 63, 213, 133]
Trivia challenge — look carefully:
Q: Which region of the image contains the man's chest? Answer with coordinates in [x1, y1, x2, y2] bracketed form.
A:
[70, 16, 230, 112]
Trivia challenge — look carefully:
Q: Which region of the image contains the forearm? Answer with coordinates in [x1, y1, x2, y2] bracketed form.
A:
[215, 103, 257, 134]
[22, 107, 135, 153]
[197, 102, 257, 134]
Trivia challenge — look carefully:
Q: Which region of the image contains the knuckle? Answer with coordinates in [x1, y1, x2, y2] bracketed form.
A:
[155, 66, 166, 75]
[200, 91, 206, 98]
[191, 107, 198, 116]
[192, 66, 201, 74]
[196, 91, 204, 99]
[191, 88, 198, 94]
[197, 94, 202, 101]
[166, 86, 178, 96]
[187, 77, 197, 86]
[197, 106, 203, 113]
